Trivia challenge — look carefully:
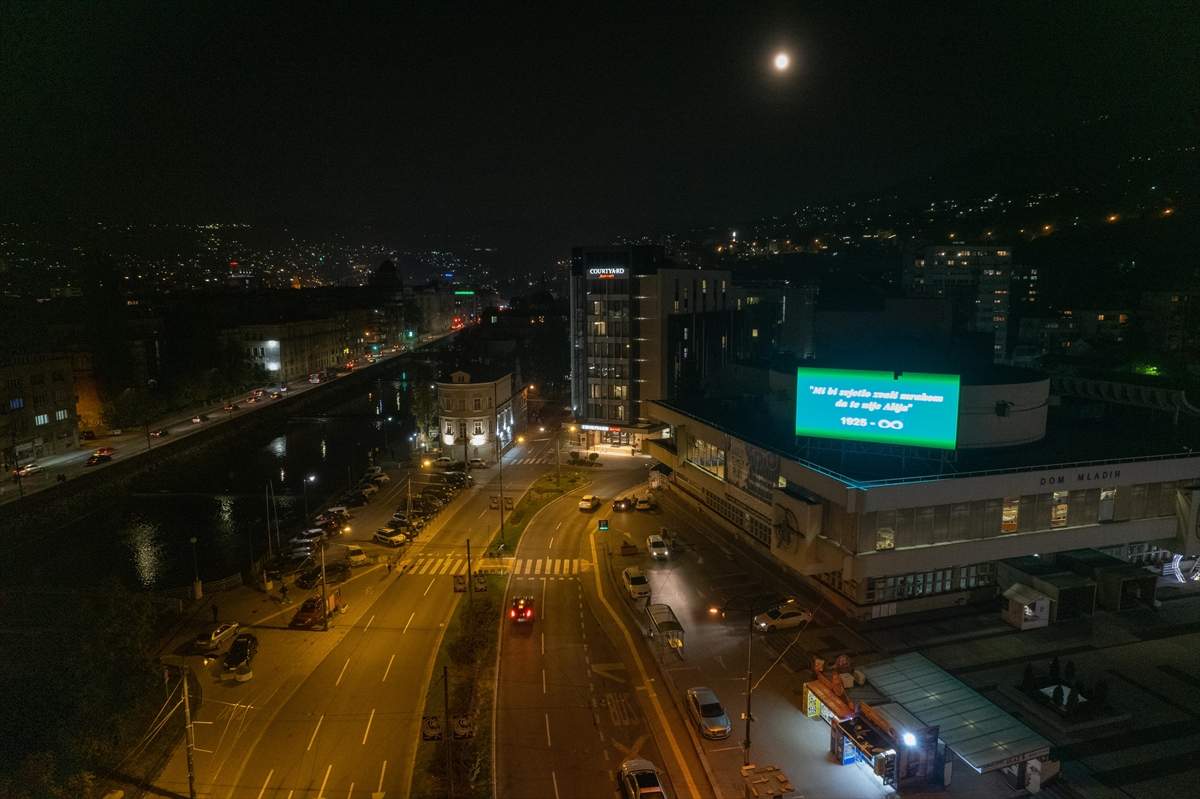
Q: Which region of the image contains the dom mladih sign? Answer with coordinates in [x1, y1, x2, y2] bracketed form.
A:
[794, 367, 961, 449]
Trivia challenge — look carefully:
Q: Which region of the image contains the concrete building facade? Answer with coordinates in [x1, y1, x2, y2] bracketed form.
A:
[437, 369, 524, 462]
[1, 353, 78, 470]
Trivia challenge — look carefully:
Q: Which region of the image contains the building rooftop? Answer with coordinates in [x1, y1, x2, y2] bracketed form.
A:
[654, 395, 1200, 487]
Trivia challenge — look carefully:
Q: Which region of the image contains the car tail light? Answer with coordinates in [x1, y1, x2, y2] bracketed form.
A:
[510, 609, 516, 618]
[524, 609, 532, 619]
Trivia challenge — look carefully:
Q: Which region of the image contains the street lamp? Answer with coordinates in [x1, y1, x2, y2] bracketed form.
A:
[710, 596, 778, 765]
[189, 536, 201, 600]
[302, 474, 316, 518]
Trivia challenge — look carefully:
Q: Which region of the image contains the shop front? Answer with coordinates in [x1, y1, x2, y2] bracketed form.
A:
[830, 703, 940, 791]
[579, 422, 667, 452]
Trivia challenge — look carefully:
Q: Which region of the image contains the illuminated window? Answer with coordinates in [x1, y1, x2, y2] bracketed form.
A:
[591, 320, 606, 336]
[473, 420, 483, 435]
[1001, 497, 1019, 532]
[445, 422, 454, 435]
[1050, 491, 1069, 528]
[35, 413, 49, 426]
[875, 527, 896, 551]
[751, 328, 759, 338]
[54, 409, 69, 421]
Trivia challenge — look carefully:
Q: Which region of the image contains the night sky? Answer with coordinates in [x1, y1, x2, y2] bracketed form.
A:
[3, 1, 1196, 263]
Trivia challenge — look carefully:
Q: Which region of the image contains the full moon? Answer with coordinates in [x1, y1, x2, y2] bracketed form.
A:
[773, 52, 790, 71]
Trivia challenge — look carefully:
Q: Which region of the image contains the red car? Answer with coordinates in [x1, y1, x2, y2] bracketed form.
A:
[509, 596, 535, 623]
[93, 447, 116, 457]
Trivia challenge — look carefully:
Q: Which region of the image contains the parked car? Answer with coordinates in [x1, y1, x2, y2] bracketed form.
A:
[468, 458, 487, 469]
[290, 591, 343, 628]
[433, 456, 452, 466]
[578, 494, 600, 511]
[284, 545, 315, 561]
[622, 567, 651, 599]
[296, 562, 351, 589]
[222, 633, 259, 672]
[345, 545, 368, 566]
[85, 454, 112, 467]
[374, 529, 409, 547]
[612, 496, 633, 512]
[647, 534, 669, 560]
[340, 492, 368, 508]
[618, 759, 668, 799]
[14, 462, 41, 477]
[369, 472, 391, 484]
[322, 506, 352, 520]
[635, 495, 656, 512]
[223, 403, 239, 412]
[685, 686, 732, 739]
[753, 599, 813, 632]
[191, 414, 209, 424]
[364, 465, 383, 478]
[194, 621, 240, 652]
[290, 529, 324, 547]
[79, 430, 96, 441]
[149, 428, 170, 438]
[358, 482, 379, 497]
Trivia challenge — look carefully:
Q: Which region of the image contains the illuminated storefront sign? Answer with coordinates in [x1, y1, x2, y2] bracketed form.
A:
[587, 267, 626, 278]
[581, 423, 622, 432]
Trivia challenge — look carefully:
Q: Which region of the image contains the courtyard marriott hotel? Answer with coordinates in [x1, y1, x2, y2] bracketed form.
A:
[646, 364, 1200, 621]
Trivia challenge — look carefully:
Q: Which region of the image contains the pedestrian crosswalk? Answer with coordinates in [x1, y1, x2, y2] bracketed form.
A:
[402, 555, 589, 577]
[510, 456, 557, 466]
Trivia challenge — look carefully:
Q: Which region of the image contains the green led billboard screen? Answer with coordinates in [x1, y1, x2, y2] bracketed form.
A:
[794, 368, 961, 449]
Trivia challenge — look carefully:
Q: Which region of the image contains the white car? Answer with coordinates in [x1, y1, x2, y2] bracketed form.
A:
[370, 473, 391, 484]
[364, 466, 383, 477]
[578, 494, 600, 511]
[345, 545, 368, 566]
[14, 462, 41, 477]
[468, 458, 487, 469]
[194, 621, 240, 651]
[433, 456, 453, 466]
[635, 495, 656, 511]
[753, 600, 813, 632]
[290, 529, 324, 546]
[622, 567, 651, 599]
[359, 482, 379, 497]
[646, 534, 669, 560]
[373, 529, 408, 547]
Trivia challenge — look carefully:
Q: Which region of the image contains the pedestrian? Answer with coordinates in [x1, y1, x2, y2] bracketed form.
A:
[211, 604, 219, 623]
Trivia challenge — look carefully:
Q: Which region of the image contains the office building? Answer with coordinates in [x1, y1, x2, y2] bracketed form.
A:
[644, 363, 1200, 622]
[1140, 290, 1200, 354]
[569, 245, 731, 449]
[1, 352, 78, 469]
[904, 245, 1012, 361]
[224, 318, 344, 383]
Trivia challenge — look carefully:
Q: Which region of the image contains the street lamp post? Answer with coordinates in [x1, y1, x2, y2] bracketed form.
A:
[302, 474, 316, 519]
[189, 536, 202, 600]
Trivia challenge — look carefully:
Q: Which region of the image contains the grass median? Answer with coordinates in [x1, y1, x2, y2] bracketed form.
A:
[410, 467, 589, 798]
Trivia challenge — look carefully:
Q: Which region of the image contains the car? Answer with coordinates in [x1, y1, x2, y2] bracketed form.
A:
[290, 591, 342, 628]
[270, 392, 282, 400]
[149, 428, 170, 438]
[685, 686, 732, 739]
[753, 599, 813, 632]
[340, 492, 368, 507]
[468, 458, 487, 469]
[264, 556, 306, 580]
[364, 465, 383, 477]
[509, 596, 535, 623]
[246, 395, 261, 404]
[222, 633, 259, 672]
[359, 482, 379, 497]
[284, 545, 315, 561]
[290, 528, 324, 546]
[635, 496, 656, 512]
[296, 562, 351, 589]
[93, 447, 116, 457]
[622, 567, 651, 599]
[444, 471, 471, 486]
[275, 385, 289, 393]
[79, 430, 96, 441]
[578, 494, 600, 511]
[612, 497, 632, 512]
[251, 389, 265, 398]
[322, 506, 352, 520]
[194, 621, 240, 651]
[618, 759, 667, 799]
[85, 453, 112, 466]
[14, 462, 42, 477]
[374, 529, 409, 547]
[433, 456, 453, 466]
[191, 414, 209, 424]
[646, 534, 669, 560]
[109, 428, 124, 435]
[223, 403, 239, 412]
[419, 494, 445, 509]
[345, 545, 368, 566]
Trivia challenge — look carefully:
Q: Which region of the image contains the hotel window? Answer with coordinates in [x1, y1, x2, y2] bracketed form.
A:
[591, 320, 607, 336]
[473, 420, 483, 436]
[1001, 497, 1019, 532]
[1050, 490, 1069, 528]
[612, 385, 627, 399]
[592, 300, 601, 315]
[875, 527, 896, 551]
[615, 404, 625, 420]
[34, 413, 49, 426]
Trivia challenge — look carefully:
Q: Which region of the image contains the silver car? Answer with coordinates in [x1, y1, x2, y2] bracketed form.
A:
[685, 686, 732, 739]
[618, 758, 667, 798]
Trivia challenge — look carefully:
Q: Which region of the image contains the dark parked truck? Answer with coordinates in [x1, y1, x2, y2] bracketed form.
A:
[289, 589, 344, 628]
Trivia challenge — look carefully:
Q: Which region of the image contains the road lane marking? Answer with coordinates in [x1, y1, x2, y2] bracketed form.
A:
[589, 532, 700, 797]
[545, 713, 552, 747]
[306, 715, 324, 752]
[345, 784, 354, 799]
[362, 707, 376, 744]
[364, 614, 374, 631]
[548, 536, 555, 548]
[423, 577, 436, 596]
[403, 611, 416, 634]
[541, 632, 545, 655]
[478, 508, 488, 518]
[255, 769, 273, 799]
[542, 669, 547, 694]
[535, 559, 543, 575]
[552, 770, 561, 799]
[555, 521, 562, 529]
[382, 653, 395, 682]
[317, 763, 332, 797]
[378, 760, 387, 792]
[336, 658, 350, 686]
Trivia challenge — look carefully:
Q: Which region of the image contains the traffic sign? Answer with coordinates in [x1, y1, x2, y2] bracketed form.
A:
[473, 573, 488, 592]
[453, 715, 475, 739]
[598, 519, 609, 532]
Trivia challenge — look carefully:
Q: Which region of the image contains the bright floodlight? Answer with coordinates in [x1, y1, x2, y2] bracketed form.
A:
[773, 52, 790, 71]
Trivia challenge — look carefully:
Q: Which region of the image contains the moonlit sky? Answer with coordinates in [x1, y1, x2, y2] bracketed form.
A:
[2, 1, 1195, 264]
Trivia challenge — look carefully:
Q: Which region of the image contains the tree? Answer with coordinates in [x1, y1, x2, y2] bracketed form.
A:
[587, 452, 599, 465]
[1051, 685, 1064, 708]
[411, 383, 437, 446]
[1065, 659, 1076, 682]
[1049, 656, 1061, 682]
[1066, 681, 1081, 714]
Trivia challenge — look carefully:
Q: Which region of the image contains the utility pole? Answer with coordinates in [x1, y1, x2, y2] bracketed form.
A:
[743, 614, 754, 765]
[465, 539, 473, 604]
[555, 430, 561, 489]
[346, 464, 353, 492]
[180, 667, 198, 799]
[319, 542, 329, 632]
[443, 664, 454, 797]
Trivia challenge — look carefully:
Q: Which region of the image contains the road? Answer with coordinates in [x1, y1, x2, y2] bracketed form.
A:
[154, 438, 554, 798]
[495, 444, 713, 799]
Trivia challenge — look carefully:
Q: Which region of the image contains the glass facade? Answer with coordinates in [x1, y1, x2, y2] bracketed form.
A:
[685, 434, 725, 480]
